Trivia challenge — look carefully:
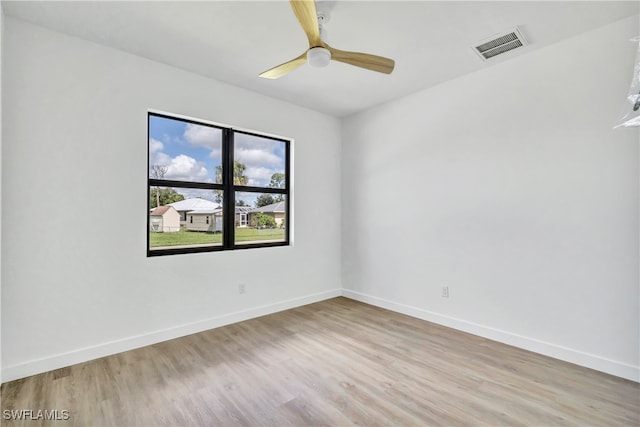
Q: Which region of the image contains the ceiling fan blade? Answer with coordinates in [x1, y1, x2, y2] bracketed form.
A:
[326, 45, 395, 74]
[259, 52, 308, 79]
[290, 0, 322, 47]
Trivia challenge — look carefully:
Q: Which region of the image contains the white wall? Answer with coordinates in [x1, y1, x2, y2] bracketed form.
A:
[342, 16, 640, 381]
[1, 18, 342, 382]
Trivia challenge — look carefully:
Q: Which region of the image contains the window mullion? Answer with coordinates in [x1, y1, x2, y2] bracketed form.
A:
[285, 141, 291, 243]
[223, 129, 235, 249]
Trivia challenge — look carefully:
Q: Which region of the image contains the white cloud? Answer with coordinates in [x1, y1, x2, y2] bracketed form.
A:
[151, 152, 172, 168]
[149, 138, 164, 154]
[183, 124, 221, 150]
[236, 148, 282, 168]
[235, 133, 280, 151]
[149, 139, 167, 166]
[245, 166, 274, 186]
[165, 154, 211, 182]
[234, 134, 285, 173]
[209, 147, 222, 162]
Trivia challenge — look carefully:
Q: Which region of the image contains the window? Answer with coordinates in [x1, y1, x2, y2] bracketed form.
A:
[148, 112, 290, 256]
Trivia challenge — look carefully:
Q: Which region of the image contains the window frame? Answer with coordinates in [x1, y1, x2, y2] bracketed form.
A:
[147, 111, 291, 257]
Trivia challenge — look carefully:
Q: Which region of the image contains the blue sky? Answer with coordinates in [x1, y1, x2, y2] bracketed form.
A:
[149, 114, 286, 205]
[149, 115, 222, 183]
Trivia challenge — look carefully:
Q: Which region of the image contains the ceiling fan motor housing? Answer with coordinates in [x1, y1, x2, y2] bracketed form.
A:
[307, 47, 331, 68]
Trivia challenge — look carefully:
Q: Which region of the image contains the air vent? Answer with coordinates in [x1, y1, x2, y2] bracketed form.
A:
[473, 28, 528, 61]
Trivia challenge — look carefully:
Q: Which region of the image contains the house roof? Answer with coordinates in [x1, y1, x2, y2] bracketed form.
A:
[187, 206, 258, 215]
[187, 206, 253, 215]
[169, 198, 220, 212]
[188, 209, 221, 215]
[250, 201, 286, 214]
[150, 205, 177, 216]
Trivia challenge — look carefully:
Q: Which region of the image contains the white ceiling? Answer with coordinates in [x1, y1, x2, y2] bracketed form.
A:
[2, 1, 639, 117]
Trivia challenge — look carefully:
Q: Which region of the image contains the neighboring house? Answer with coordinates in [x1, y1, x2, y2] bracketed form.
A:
[186, 209, 223, 233]
[249, 201, 286, 227]
[169, 198, 220, 225]
[149, 205, 181, 233]
[235, 206, 252, 227]
[210, 206, 253, 229]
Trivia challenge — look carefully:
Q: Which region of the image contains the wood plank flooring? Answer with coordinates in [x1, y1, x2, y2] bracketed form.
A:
[2, 297, 638, 426]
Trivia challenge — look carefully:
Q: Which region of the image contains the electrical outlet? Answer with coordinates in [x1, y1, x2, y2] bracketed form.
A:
[441, 286, 449, 298]
[238, 283, 246, 294]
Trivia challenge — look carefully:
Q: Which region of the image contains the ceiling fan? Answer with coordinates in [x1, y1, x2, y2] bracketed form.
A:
[259, 0, 395, 79]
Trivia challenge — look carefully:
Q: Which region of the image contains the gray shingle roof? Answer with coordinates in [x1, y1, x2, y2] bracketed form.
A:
[250, 201, 286, 213]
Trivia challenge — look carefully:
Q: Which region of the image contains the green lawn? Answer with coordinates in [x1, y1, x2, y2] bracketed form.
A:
[150, 227, 284, 248]
[235, 227, 285, 242]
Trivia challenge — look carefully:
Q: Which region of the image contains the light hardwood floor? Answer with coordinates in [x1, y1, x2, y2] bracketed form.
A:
[2, 297, 638, 426]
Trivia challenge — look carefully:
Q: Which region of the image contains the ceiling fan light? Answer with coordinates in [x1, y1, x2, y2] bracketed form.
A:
[307, 47, 331, 68]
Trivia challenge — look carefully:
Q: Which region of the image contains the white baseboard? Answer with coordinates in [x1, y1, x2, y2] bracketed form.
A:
[1, 289, 342, 383]
[342, 289, 639, 383]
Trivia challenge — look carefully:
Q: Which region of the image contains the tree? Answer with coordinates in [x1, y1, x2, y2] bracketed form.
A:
[269, 173, 285, 189]
[236, 200, 247, 207]
[233, 161, 249, 185]
[215, 161, 248, 186]
[255, 194, 274, 208]
[149, 188, 184, 209]
[150, 164, 169, 208]
[268, 172, 285, 202]
[214, 161, 248, 203]
[252, 212, 276, 228]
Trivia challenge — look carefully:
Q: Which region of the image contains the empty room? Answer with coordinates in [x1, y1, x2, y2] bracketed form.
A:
[0, 0, 639, 425]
